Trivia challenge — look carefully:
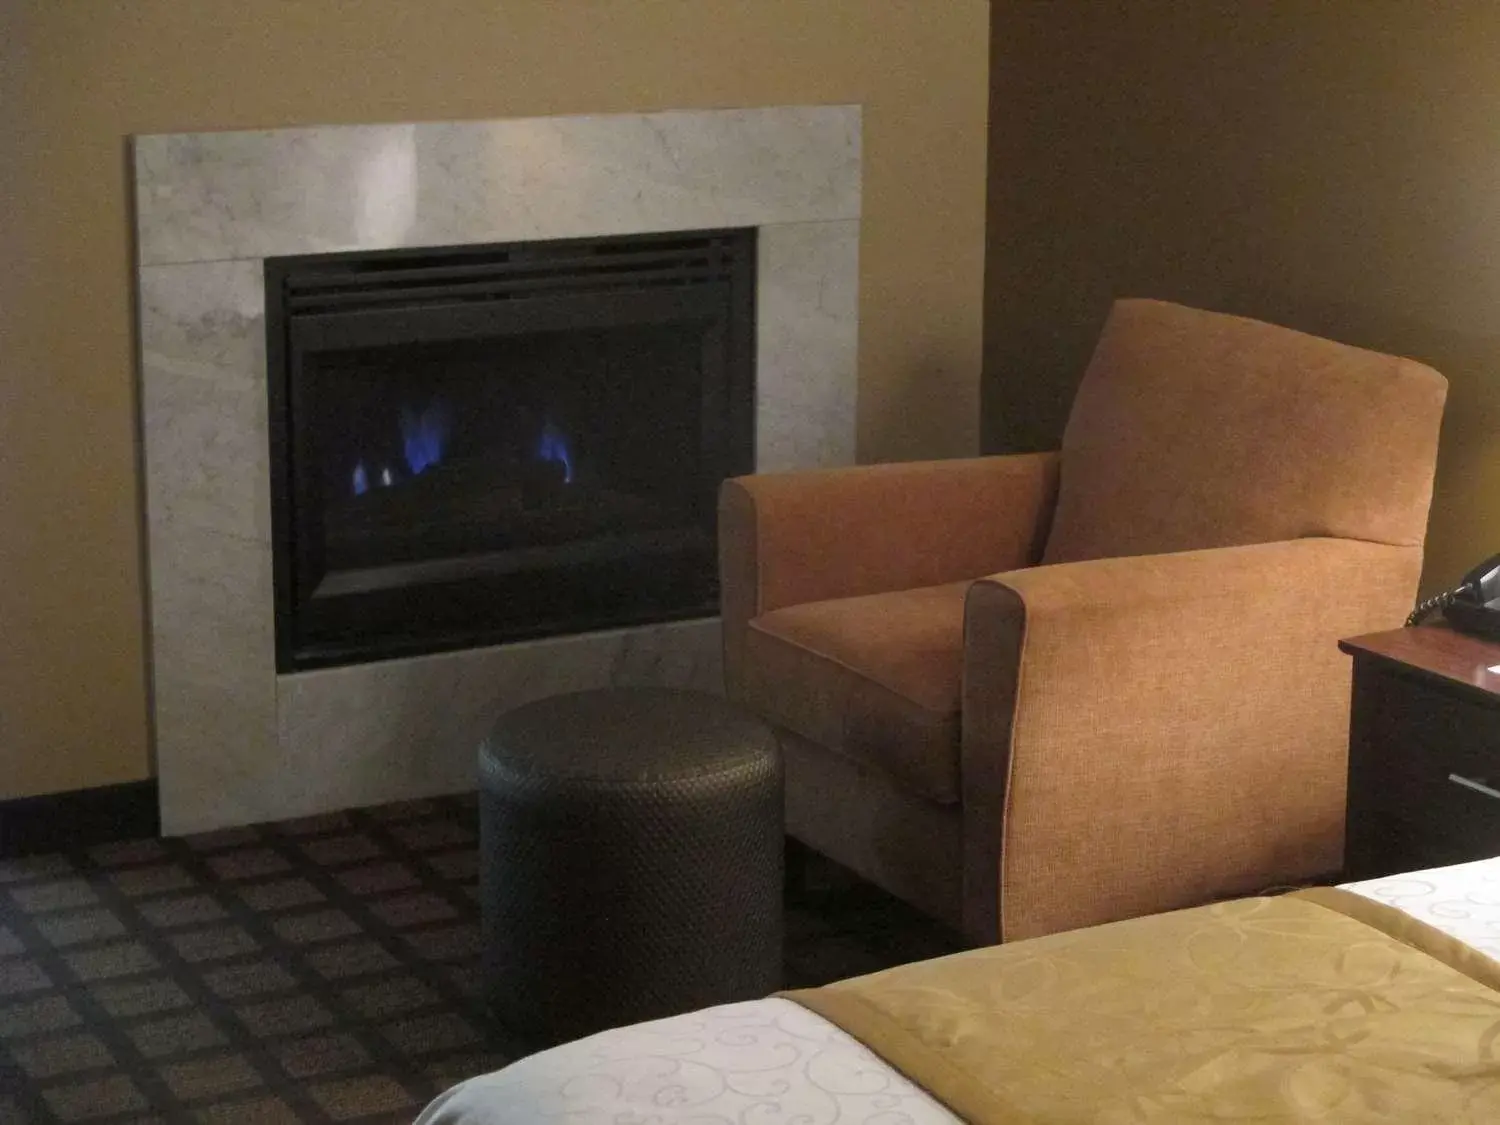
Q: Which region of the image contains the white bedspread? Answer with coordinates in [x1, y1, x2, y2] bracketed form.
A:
[415, 995, 961, 1125]
[419, 857, 1500, 1125]
[1340, 855, 1500, 958]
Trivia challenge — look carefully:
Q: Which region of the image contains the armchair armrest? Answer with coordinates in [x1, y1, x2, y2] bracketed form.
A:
[719, 453, 1059, 694]
[960, 537, 1423, 943]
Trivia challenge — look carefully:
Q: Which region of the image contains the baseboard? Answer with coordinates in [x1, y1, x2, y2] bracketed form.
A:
[0, 780, 160, 858]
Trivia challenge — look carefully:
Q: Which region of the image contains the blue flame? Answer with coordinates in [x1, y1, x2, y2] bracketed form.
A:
[537, 420, 574, 484]
[401, 401, 451, 477]
[352, 461, 369, 496]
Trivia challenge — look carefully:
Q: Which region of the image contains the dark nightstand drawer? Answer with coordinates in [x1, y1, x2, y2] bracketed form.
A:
[1357, 809, 1500, 873]
[1358, 672, 1500, 860]
[1344, 632, 1500, 881]
[1372, 672, 1500, 781]
[1379, 775, 1500, 859]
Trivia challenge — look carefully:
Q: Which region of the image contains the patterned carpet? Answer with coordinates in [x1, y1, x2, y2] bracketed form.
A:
[0, 795, 962, 1124]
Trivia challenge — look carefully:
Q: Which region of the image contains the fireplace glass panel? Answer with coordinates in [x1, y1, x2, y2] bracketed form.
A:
[267, 230, 755, 670]
[310, 326, 706, 576]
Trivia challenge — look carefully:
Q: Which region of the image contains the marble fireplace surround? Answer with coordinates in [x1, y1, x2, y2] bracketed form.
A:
[135, 105, 861, 835]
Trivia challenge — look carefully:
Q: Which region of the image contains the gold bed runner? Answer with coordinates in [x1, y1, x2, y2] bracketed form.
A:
[783, 889, 1500, 1124]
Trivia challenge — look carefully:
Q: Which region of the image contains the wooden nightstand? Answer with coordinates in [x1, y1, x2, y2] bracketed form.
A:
[1341, 623, 1500, 881]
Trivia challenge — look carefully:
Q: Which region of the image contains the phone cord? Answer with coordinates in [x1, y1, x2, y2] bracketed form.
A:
[1407, 589, 1458, 627]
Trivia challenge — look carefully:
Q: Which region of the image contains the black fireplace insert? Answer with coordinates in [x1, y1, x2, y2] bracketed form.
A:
[266, 229, 756, 671]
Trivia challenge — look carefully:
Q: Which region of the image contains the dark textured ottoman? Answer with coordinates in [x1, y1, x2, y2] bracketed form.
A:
[478, 687, 783, 1047]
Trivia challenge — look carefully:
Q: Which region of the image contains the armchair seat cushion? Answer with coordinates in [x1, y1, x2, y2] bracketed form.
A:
[742, 581, 968, 805]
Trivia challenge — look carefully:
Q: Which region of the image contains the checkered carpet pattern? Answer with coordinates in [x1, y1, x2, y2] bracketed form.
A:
[0, 796, 962, 1124]
[0, 797, 504, 1124]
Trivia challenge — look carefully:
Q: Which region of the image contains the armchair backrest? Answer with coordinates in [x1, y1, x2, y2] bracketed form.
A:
[1042, 299, 1448, 565]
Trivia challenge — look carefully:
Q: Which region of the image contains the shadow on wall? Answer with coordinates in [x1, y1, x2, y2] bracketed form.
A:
[1269, 304, 1500, 597]
[982, 0, 1500, 595]
[986, 286, 1500, 599]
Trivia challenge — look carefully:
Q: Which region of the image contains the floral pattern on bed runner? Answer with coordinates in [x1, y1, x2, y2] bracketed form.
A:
[787, 890, 1500, 1124]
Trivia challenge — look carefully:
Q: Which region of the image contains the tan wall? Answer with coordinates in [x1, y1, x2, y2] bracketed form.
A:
[986, 0, 1500, 597]
[0, 0, 990, 799]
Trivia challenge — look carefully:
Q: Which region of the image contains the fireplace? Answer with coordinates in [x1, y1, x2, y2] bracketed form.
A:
[136, 106, 858, 833]
[266, 229, 756, 670]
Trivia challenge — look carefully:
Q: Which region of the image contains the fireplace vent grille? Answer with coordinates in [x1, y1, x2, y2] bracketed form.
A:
[279, 231, 743, 315]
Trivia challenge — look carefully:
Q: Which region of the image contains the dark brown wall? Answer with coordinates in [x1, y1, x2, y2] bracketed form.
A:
[985, 1, 1500, 593]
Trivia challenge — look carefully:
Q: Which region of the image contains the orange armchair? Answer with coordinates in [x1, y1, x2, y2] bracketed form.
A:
[719, 299, 1446, 944]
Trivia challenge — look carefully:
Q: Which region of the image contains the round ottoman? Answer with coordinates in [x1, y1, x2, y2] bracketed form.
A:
[478, 687, 783, 1046]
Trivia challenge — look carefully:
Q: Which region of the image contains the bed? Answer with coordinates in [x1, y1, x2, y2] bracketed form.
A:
[415, 858, 1500, 1124]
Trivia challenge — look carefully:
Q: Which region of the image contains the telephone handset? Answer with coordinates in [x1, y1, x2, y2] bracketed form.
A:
[1408, 554, 1500, 638]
